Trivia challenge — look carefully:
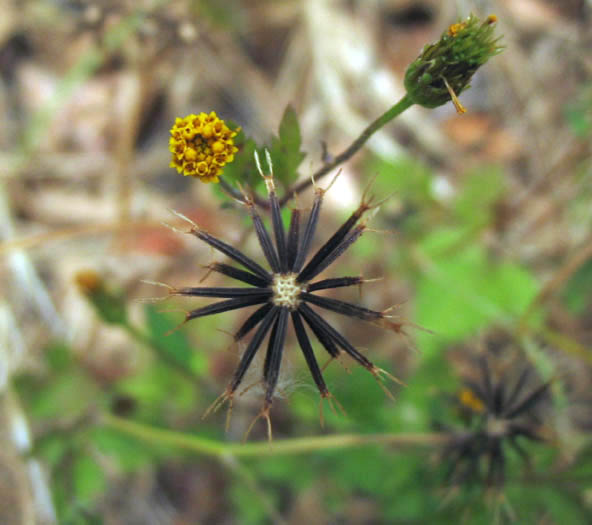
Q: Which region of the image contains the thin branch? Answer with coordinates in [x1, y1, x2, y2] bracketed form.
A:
[0, 221, 161, 255]
[519, 234, 592, 330]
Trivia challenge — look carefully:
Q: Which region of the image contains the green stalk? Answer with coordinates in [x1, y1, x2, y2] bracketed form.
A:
[102, 413, 446, 457]
[279, 94, 414, 205]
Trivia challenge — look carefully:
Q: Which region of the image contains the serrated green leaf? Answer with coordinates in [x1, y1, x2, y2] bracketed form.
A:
[267, 105, 306, 188]
[221, 107, 305, 194]
[278, 106, 301, 147]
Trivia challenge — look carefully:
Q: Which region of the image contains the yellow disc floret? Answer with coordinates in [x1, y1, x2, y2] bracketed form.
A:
[447, 21, 468, 37]
[459, 388, 485, 413]
[169, 111, 240, 183]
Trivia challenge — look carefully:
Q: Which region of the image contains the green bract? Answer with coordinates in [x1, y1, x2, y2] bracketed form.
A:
[404, 14, 503, 112]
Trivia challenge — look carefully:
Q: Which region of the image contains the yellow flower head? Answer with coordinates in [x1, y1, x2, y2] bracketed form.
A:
[459, 388, 485, 413]
[447, 21, 468, 37]
[169, 111, 240, 183]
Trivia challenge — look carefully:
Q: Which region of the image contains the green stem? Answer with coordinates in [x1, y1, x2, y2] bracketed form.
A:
[279, 94, 414, 206]
[102, 413, 446, 457]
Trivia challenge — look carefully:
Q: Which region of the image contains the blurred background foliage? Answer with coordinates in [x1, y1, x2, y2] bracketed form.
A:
[1, 0, 592, 523]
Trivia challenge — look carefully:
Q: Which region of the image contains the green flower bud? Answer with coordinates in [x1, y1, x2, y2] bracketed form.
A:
[75, 270, 128, 325]
[404, 14, 503, 113]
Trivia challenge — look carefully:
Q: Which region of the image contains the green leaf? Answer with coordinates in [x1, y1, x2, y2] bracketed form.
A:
[144, 304, 207, 375]
[92, 427, 162, 471]
[35, 434, 71, 467]
[507, 484, 591, 523]
[219, 128, 261, 190]
[221, 107, 305, 194]
[16, 355, 99, 422]
[364, 154, 434, 206]
[117, 363, 196, 420]
[326, 447, 441, 520]
[194, 0, 244, 30]
[72, 454, 106, 504]
[566, 105, 592, 137]
[453, 165, 504, 227]
[363, 153, 438, 238]
[414, 228, 539, 356]
[34, 372, 96, 420]
[266, 105, 306, 188]
[561, 258, 592, 314]
[89, 286, 128, 325]
[230, 482, 274, 525]
[62, 513, 104, 525]
[46, 343, 74, 372]
[279, 106, 302, 150]
[565, 85, 592, 137]
[392, 352, 456, 432]
[351, 228, 382, 260]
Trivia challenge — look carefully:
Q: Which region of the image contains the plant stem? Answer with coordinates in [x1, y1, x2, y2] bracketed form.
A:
[279, 94, 414, 206]
[102, 413, 446, 457]
[219, 178, 270, 209]
[518, 233, 592, 331]
[535, 327, 592, 366]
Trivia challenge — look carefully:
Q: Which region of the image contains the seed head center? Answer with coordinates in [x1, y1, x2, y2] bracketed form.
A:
[272, 273, 303, 310]
[486, 416, 509, 438]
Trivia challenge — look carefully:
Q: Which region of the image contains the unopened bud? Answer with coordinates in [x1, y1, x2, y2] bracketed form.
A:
[404, 14, 503, 113]
[75, 270, 128, 325]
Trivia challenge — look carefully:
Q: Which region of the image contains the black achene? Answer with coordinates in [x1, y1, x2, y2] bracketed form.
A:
[163, 169, 405, 438]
